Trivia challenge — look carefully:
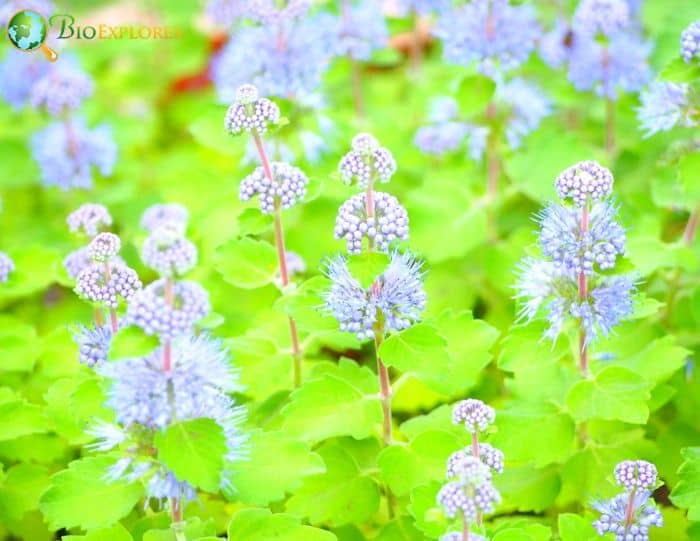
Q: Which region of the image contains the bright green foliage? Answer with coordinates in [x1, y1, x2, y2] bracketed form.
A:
[214, 237, 279, 289]
[39, 456, 143, 531]
[286, 442, 380, 526]
[281, 359, 383, 441]
[230, 430, 326, 505]
[671, 448, 700, 521]
[63, 524, 134, 541]
[228, 508, 337, 541]
[154, 418, 227, 492]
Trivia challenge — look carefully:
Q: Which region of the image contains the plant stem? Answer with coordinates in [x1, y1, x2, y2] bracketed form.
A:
[94, 307, 105, 327]
[351, 59, 365, 117]
[462, 517, 470, 541]
[663, 204, 699, 323]
[171, 497, 185, 540]
[163, 277, 174, 372]
[471, 431, 483, 527]
[624, 488, 637, 530]
[64, 116, 78, 156]
[253, 131, 303, 387]
[410, 10, 423, 72]
[683, 205, 699, 245]
[102, 262, 119, 333]
[605, 99, 615, 153]
[578, 202, 590, 376]
[366, 178, 376, 251]
[373, 326, 392, 445]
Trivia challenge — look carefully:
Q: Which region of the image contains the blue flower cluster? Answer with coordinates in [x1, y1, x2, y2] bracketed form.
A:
[540, 0, 651, 100]
[323, 251, 426, 341]
[30, 60, 94, 116]
[434, 0, 540, 76]
[338, 133, 397, 188]
[0, 251, 15, 283]
[681, 20, 700, 63]
[592, 460, 663, 541]
[516, 161, 635, 346]
[437, 399, 503, 536]
[0, 51, 49, 110]
[335, 1, 388, 61]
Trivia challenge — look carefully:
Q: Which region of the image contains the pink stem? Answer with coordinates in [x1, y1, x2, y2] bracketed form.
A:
[163, 278, 174, 372]
[102, 262, 119, 333]
[579, 203, 590, 376]
[253, 131, 302, 387]
[373, 325, 392, 445]
[462, 518, 470, 541]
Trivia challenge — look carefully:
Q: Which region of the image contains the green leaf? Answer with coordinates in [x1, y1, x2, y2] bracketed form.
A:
[378, 430, 461, 496]
[0, 463, 50, 522]
[455, 75, 496, 116]
[63, 524, 134, 541]
[492, 524, 552, 541]
[154, 418, 226, 492]
[566, 367, 653, 424]
[0, 316, 40, 372]
[39, 456, 143, 531]
[407, 482, 445, 538]
[143, 518, 217, 541]
[230, 430, 325, 505]
[228, 508, 337, 541]
[281, 359, 382, 441]
[0, 399, 48, 441]
[188, 106, 237, 156]
[557, 513, 597, 541]
[660, 57, 700, 83]
[238, 208, 274, 235]
[286, 442, 380, 526]
[374, 517, 424, 541]
[495, 465, 560, 513]
[670, 447, 700, 520]
[491, 402, 576, 467]
[616, 336, 691, 382]
[214, 237, 279, 289]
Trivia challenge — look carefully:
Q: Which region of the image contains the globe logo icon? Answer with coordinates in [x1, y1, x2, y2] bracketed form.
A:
[6, 9, 58, 61]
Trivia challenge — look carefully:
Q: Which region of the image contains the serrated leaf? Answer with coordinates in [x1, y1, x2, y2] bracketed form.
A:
[39, 456, 143, 530]
[566, 367, 653, 424]
[281, 359, 382, 441]
[378, 429, 461, 496]
[214, 237, 279, 289]
[616, 336, 690, 382]
[670, 447, 700, 520]
[491, 402, 576, 467]
[286, 442, 380, 526]
[155, 419, 226, 492]
[228, 508, 336, 541]
[230, 430, 325, 505]
[495, 465, 560, 512]
[557, 513, 597, 541]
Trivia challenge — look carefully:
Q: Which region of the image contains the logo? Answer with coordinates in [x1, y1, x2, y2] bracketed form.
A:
[6, 9, 58, 61]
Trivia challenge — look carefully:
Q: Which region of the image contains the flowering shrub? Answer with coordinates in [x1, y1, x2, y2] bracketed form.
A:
[0, 1, 699, 540]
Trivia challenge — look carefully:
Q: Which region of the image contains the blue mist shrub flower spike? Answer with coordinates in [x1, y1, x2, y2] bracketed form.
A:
[246, 0, 311, 25]
[447, 444, 505, 475]
[64, 247, 124, 280]
[516, 161, 635, 374]
[681, 20, 700, 63]
[239, 161, 309, 214]
[140, 203, 190, 233]
[30, 61, 94, 116]
[592, 460, 663, 540]
[495, 78, 552, 149]
[31, 119, 117, 190]
[141, 224, 198, 278]
[126, 279, 210, 340]
[434, 0, 540, 76]
[437, 456, 501, 521]
[637, 82, 698, 137]
[453, 398, 496, 433]
[0, 251, 15, 283]
[338, 133, 397, 187]
[68, 203, 112, 237]
[322, 251, 427, 341]
[395, 0, 451, 16]
[539, 22, 572, 69]
[205, 0, 251, 27]
[334, 191, 409, 254]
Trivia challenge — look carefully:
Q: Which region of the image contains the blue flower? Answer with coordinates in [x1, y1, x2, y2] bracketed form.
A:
[437, 456, 500, 521]
[205, 0, 251, 27]
[0, 251, 15, 283]
[414, 122, 470, 156]
[0, 0, 54, 26]
[435, 0, 540, 76]
[539, 22, 573, 68]
[567, 31, 651, 100]
[0, 50, 49, 109]
[592, 490, 663, 540]
[72, 324, 112, 367]
[212, 12, 337, 102]
[681, 20, 700, 63]
[322, 251, 427, 341]
[637, 82, 695, 137]
[31, 119, 117, 190]
[573, 0, 631, 37]
[495, 78, 552, 149]
[336, 0, 388, 60]
[395, 0, 452, 16]
[30, 60, 94, 116]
